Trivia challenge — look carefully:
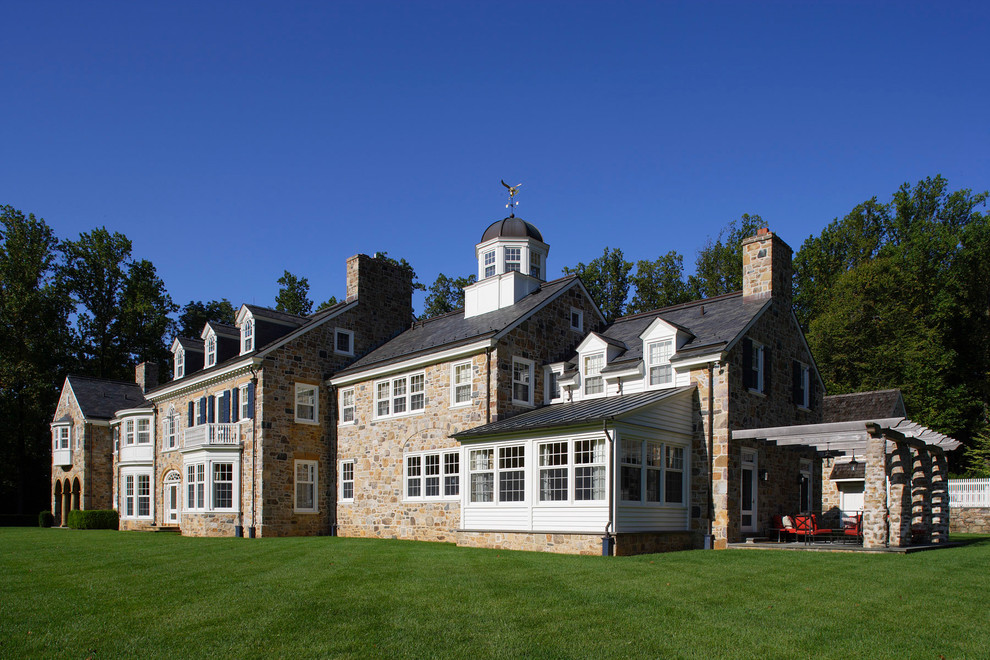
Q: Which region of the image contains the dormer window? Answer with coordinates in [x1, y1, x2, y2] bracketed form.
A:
[205, 334, 217, 368]
[175, 349, 185, 379]
[584, 353, 604, 396]
[483, 250, 496, 278]
[504, 247, 521, 272]
[647, 339, 673, 387]
[242, 319, 254, 353]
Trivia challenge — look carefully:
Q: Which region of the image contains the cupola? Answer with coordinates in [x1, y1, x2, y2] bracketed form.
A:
[463, 216, 550, 318]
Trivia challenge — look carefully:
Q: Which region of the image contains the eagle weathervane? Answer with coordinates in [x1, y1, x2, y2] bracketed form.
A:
[501, 179, 522, 216]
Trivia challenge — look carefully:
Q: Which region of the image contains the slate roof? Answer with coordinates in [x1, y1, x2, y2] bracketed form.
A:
[65, 375, 146, 420]
[335, 276, 581, 377]
[586, 292, 767, 366]
[244, 304, 309, 325]
[829, 461, 866, 480]
[175, 337, 204, 351]
[823, 390, 906, 423]
[454, 386, 695, 438]
[207, 321, 240, 339]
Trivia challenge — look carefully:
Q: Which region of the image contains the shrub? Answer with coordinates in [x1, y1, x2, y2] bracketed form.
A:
[67, 510, 119, 530]
[38, 511, 55, 528]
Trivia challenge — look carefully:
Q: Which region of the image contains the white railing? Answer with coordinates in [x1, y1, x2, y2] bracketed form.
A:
[184, 423, 240, 449]
[948, 478, 990, 508]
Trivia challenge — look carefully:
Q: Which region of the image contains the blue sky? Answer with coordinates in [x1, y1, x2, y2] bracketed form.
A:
[3, 1, 988, 315]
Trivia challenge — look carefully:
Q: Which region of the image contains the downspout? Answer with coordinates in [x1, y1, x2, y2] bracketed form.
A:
[328, 381, 338, 537]
[485, 346, 492, 424]
[603, 418, 615, 555]
[249, 367, 259, 538]
[707, 361, 717, 549]
[151, 402, 159, 526]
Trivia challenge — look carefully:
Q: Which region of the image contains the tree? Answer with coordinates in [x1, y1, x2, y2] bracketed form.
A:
[0, 206, 74, 514]
[275, 271, 313, 316]
[964, 428, 990, 477]
[563, 247, 632, 323]
[688, 213, 765, 298]
[178, 299, 236, 337]
[628, 251, 692, 314]
[116, 259, 178, 368]
[316, 296, 339, 312]
[422, 273, 477, 319]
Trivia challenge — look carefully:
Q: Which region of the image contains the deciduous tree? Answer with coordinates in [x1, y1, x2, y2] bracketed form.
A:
[275, 271, 313, 316]
[422, 273, 476, 319]
[563, 247, 632, 323]
[178, 299, 236, 337]
[628, 252, 692, 314]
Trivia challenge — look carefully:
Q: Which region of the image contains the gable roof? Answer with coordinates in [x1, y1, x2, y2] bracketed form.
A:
[204, 321, 240, 340]
[823, 389, 906, 423]
[243, 304, 309, 326]
[63, 375, 147, 421]
[174, 337, 204, 352]
[454, 386, 695, 439]
[334, 275, 582, 377]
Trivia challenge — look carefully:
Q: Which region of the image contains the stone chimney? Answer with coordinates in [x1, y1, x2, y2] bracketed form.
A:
[134, 362, 159, 393]
[344, 253, 414, 321]
[741, 227, 792, 304]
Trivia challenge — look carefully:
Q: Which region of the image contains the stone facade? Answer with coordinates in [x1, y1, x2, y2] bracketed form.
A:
[949, 507, 990, 534]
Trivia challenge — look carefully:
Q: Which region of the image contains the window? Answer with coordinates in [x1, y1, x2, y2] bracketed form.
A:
[137, 474, 151, 516]
[334, 328, 354, 356]
[530, 251, 541, 279]
[743, 338, 767, 394]
[451, 362, 472, 406]
[113, 427, 119, 453]
[187, 464, 205, 510]
[239, 384, 251, 420]
[295, 383, 319, 424]
[122, 472, 152, 519]
[511, 358, 533, 406]
[55, 426, 70, 450]
[175, 349, 185, 379]
[544, 367, 562, 403]
[504, 246, 521, 272]
[498, 446, 525, 502]
[621, 439, 687, 505]
[793, 361, 810, 409]
[539, 442, 568, 502]
[404, 451, 460, 500]
[584, 353, 604, 396]
[137, 418, 151, 444]
[185, 461, 236, 512]
[620, 439, 642, 501]
[444, 453, 460, 497]
[646, 441, 663, 503]
[483, 250, 496, 278]
[339, 388, 355, 424]
[647, 339, 673, 387]
[665, 446, 684, 504]
[205, 334, 217, 368]
[124, 420, 135, 446]
[469, 448, 494, 503]
[374, 373, 425, 418]
[574, 439, 606, 501]
[164, 407, 178, 450]
[242, 319, 254, 353]
[213, 463, 233, 509]
[569, 308, 583, 332]
[294, 460, 318, 512]
[125, 475, 134, 517]
[340, 461, 354, 501]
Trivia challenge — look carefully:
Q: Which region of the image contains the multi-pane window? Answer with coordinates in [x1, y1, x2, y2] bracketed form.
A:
[339, 388, 355, 424]
[504, 247, 521, 272]
[498, 446, 525, 502]
[574, 439, 606, 501]
[469, 448, 494, 503]
[123, 472, 151, 518]
[484, 250, 496, 278]
[621, 439, 687, 505]
[793, 361, 810, 408]
[452, 362, 472, 406]
[175, 349, 185, 379]
[665, 447, 684, 504]
[213, 463, 233, 509]
[646, 441, 663, 502]
[125, 475, 135, 517]
[335, 329, 354, 356]
[584, 353, 604, 396]
[545, 367, 561, 403]
[539, 442, 568, 502]
[124, 420, 135, 445]
[187, 464, 206, 510]
[340, 461, 354, 501]
[375, 373, 425, 418]
[164, 408, 177, 450]
[239, 384, 251, 420]
[137, 418, 151, 444]
[744, 338, 766, 393]
[137, 474, 151, 516]
[648, 340, 673, 387]
[295, 383, 318, 423]
[530, 251, 541, 279]
[406, 456, 422, 498]
[242, 319, 254, 353]
[55, 426, 70, 450]
[620, 439, 643, 501]
[205, 334, 217, 367]
[512, 358, 533, 405]
[405, 451, 460, 500]
[444, 453, 460, 496]
[294, 460, 317, 512]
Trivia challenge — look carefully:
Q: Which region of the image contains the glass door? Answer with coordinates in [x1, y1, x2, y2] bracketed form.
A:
[741, 450, 757, 533]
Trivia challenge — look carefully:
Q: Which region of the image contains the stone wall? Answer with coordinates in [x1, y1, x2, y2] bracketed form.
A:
[456, 530, 603, 555]
[949, 507, 990, 534]
[51, 387, 115, 523]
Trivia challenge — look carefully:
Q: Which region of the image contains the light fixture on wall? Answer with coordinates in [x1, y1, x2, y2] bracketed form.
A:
[850, 451, 859, 467]
[825, 442, 832, 467]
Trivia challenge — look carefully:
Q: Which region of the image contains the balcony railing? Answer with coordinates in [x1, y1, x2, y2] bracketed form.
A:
[52, 448, 72, 466]
[184, 423, 240, 449]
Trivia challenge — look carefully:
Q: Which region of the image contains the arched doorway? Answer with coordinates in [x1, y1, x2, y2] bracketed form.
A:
[54, 481, 63, 526]
[72, 478, 81, 512]
[163, 470, 181, 525]
[61, 478, 71, 526]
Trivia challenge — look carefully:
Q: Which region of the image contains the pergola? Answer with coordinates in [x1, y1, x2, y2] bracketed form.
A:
[734, 418, 960, 548]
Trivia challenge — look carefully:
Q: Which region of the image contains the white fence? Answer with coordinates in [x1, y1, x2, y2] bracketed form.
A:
[948, 478, 990, 508]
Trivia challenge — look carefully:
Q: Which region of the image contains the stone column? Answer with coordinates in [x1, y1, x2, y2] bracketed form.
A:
[911, 447, 932, 544]
[887, 441, 913, 547]
[862, 432, 888, 549]
[930, 449, 950, 543]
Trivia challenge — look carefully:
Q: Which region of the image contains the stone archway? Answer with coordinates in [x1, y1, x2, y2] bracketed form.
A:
[53, 481, 63, 526]
[61, 478, 72, 526]
[72, 478, 81, 511]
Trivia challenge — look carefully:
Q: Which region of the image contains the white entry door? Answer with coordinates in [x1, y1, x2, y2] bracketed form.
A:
[741, 450, 758, 533]
[165, 482, 180, 524]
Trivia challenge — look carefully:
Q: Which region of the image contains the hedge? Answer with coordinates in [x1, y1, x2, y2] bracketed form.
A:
[66, 510, 119, 530]
[0, 514, 38, 527]
[38, 511, 55, 528]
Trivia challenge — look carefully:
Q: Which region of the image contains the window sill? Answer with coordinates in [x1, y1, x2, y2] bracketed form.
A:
[337, 420, 357, 427]
[294, 418, 320, 425]
[294, 508, 319, 514]
[373, 409, 426, 422]
[511, 400, 536, 408]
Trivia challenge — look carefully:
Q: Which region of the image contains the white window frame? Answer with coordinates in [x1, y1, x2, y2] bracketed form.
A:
[569, 307, 583, 332]
[373, 372, 426, 419]
[184, 460, 239, 512]
[544, 366, 564, 404]
[468, 445, 527, 504]
[238, 384, 251, 421]
[54, 425, 71, 450]
[574, 438, 607, 502]
[646, 339, 674, 389]
[583, 353, 605, 397]
[294, 383, 319, 424]
[164, 406, 178, 451]
[451, 361, 473, 408]
[338, 387, 356, 425]
[340, 460, 355, 502]
[205, 333, 217, 368]
[796, 362, 810, 409]
[511, 357, 534, 406]
[124, 419, 135, 446]
[334, 328, 354, 357]
[538, 441, 569, 503]
[136, 417, 151, 444]
[175, 348, 185, 379]
[241, 319, 254, 354]
[504, 246, 521, 272]
[403, 450, 460, 501]
[529, 250, 542, 279]
[749, 340, 765, 393]
[620, 438, 688, 506]
[294, 460, 318, 513]
[483, 250, 496, 278]
[121, 469, 153, 520]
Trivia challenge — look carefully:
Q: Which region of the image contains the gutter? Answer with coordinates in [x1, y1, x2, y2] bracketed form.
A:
[249, 367, 259, 538]
[706, 360, 718, 549]
[603, 418, 615, 556]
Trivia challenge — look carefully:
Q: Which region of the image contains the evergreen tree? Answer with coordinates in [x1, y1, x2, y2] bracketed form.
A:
[688, 213, 764, 298]
[178, 299, 236, 337]
[422, 273, 476, 319]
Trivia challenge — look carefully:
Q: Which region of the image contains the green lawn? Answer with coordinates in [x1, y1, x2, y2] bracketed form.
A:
[1, 529, 988, 659]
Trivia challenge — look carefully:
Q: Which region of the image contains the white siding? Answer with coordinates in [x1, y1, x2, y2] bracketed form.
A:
[618, 390, 694, 435]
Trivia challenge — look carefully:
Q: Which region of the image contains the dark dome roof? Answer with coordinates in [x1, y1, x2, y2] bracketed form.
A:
[481, 217, 544, 243]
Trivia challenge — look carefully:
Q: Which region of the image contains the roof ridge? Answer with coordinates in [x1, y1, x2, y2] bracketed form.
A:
[825, 389, 901, 398]
[614, 290, 743, 322]
[67, 374, 143, 387]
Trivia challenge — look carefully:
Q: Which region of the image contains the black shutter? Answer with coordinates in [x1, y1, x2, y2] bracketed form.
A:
[207, 396, 215, 424]
[742, 338, 753, 389]
[188, 401, 194, 427]
[246, 381, 255, 419]
[231, 387, 240, 423]
[763, 346, 772, 395]
[792, 361, 801, 405]
[198, 396, 206, 425]
[219, 391, 230, 424]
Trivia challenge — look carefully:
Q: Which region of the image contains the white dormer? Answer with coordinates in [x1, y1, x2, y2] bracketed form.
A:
[571, 333, 626, 399]
[202, 327, 218, 368]
[235, 307, 255, 355]
[463, 217, 550, 318]
[170, 338, 186, 379]
[639, 318, 693, 390]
